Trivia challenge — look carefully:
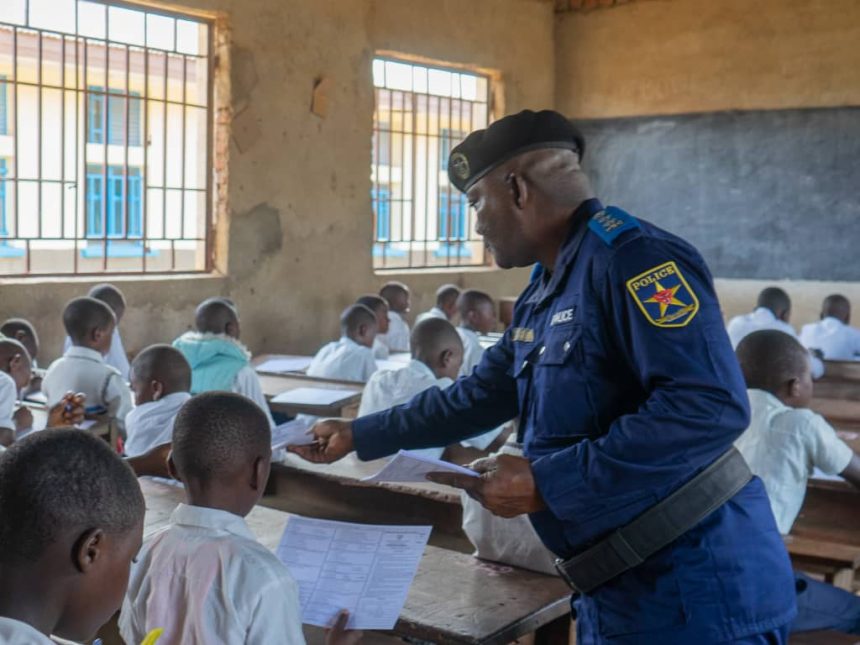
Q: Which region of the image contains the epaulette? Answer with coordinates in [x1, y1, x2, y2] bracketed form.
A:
[588, 206, 640, 246]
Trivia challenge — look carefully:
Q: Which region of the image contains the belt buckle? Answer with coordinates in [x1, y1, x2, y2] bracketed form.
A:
[554, 558, 582, 593]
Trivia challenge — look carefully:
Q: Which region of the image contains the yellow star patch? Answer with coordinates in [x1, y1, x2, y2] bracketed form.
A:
[626, 261, 700, 328]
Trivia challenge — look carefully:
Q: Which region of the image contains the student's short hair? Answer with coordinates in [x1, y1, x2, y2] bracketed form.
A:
[411, 318, 463, 363]
[88, 283, 127, 314]
[0, 338, 31, 371]
[194, 297, 239, 334]
[822, 294, 851, 321]
[63, 297, 116, 344]
[356, 294, 388, 315]
[340, 304, 377, 336]
[0, 318, 39, 356]
[380, 282, 409, 303]
[736, 329, 809, 394]
[171, 392, 271, 484]
[436, 284, 461, 309]
[756, 287, 791, 317]
[131, 344, 192, 394]
[457, 289, 494, 319]
[0, 429, 143, 565]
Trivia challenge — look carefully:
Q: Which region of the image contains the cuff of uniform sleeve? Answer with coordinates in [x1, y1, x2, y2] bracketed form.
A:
[530, 447, 588, 521]
[352, 412, 397, 461]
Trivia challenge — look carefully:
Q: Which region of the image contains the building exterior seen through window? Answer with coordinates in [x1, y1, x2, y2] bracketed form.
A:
[372, 58, 491, 270]
[0, 0, 212, 275]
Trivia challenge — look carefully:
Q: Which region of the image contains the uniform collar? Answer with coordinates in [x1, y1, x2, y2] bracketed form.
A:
[821, 316, 845, 329]
[527, 198, 604, 307]
[408, 359, 438, 380]
[65, 345, 107, 362]
[752, 307, 778, 322]
[170, 503, 256, 541]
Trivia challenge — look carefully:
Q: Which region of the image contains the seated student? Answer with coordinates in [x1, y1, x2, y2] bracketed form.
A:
[0, 339, 34, 447]
[456, 289, 497, 377]
[307, 304, 378, 382]
[378, 281, 411, 353]
[415, 284, 460, 324]
[43, 297, 133, 432]
[125, 344, 192, 459]
[120, 392, 357, 645]
[734, 330, 860, 635]
[1, 318, 42, 397]
[358, 318, 463, 460]
[800, 294, 860, 361]
[356, 294, 391, 360]
[64, 283, 131, 380]
[173, 297, 274, 427]
[0, 429, 145, 645]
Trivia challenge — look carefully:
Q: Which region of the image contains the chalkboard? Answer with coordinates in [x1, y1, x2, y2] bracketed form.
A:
[578, 107, 860, 280]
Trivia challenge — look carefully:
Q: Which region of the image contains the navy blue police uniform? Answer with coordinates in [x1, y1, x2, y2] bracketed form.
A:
[350, 111, 797, 643]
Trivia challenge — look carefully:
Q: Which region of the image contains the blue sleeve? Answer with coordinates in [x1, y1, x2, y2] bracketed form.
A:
[531, 236, 750, 530]
[352, 333, 519, 460]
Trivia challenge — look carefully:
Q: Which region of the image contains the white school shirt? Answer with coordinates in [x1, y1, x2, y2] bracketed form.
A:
[799, 317, 860, 361]
[64, 327, 130, 381]
[0, 370, 17, 431]
[120, 503, 304, 645]
[734, 389, 854, 535]
[415, 306, 447, 324]
[0, 617, 55, 644]
[233, 365, 275, 428]
[372, 336, 390, 360]
[378, 311, 410, 353]
[124, 392, 192, 458]
[42, 346, 133, 428]
[306, 337, 377, 383]
[457, 327, 485, 378]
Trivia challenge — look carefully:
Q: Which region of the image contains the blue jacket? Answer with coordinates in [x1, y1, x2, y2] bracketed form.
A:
[172, 332, 250, 395]
[352, 199, 796, 643]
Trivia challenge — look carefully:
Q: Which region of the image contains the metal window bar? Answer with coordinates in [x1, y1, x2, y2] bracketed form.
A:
[0, 0, 213, 276]
[371, 57, 490, 270]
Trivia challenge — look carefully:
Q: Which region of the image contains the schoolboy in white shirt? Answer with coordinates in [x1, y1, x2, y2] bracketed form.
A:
[63, 284, 131, 380]
[378, 282, 412, 353]
[1, 318, 42, 397]
[120, 392, 358, 645]
[125, 344, 192, 459]
[734, 329, 860, 635]
[0, 339, 34, 447]
[415, 284, 460, 325]
[307, 304, 378, 383]
[456, 289, 497, 377]
[800, 294, 860, 361]
[356, 294, 391, 360]
[43, 297, 133, 432]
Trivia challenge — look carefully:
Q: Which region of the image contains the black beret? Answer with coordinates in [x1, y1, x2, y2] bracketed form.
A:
[447, 110, 585, 193]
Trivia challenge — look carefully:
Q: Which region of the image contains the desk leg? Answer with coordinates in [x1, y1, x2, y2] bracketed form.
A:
[534, 614, 573, 645]
[832, 568, 855, 591]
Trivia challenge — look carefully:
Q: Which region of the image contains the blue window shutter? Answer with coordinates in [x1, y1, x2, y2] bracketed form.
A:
[128, 169, 142, 237]
[87, 87, 104, 144]
[0, 160, 7, 236]
[0, 76, 7, 136]
[86, 167, 104, 237]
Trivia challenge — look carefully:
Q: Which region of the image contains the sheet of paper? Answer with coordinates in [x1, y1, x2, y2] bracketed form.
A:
[276, 515, 431, 630]
[25, 391, 47, 405]
[837, 430, 859, 441]
[361, 449, 479, 483]
[375, 359, 408, 372]
[271, 387, 356, 407]
[255, 356, 313, 374]
[77, 419, 98, 430]
[271, 418, 314, 450]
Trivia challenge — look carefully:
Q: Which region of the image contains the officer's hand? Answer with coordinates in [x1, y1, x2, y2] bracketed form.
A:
[288, 419, 355, 463]
[427, 454, 546, 518]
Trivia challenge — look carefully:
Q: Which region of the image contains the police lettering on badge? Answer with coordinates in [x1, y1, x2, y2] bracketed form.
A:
[626, 261, 700, 328]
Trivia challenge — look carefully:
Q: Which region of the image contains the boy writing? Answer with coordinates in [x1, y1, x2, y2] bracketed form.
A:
[415, 284, 460, 324]
[734, 329, 860, 634]
[64, 284, 131, 380]
[378, 282, 411, 353]
[0, 339, 35, 447]
[1, 319, 42, 396]
[356, 294, 391, 360]
[307, 304, 378, 383]
[120, 392, 358, 645]
[0, 429, 144, 644]
[455, 289, 497, 377]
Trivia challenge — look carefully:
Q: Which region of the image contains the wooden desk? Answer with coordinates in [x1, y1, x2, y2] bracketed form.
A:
[824, 361, 860, 381]
[813, 377, 860, 402]
[258, 373, 363, 418]
[810, 397, 860, 432]
[138, 478, 571, 645]
[784, 535, 860, 589]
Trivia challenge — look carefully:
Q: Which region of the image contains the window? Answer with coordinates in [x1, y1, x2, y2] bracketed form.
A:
[372, 57, 491, 270]
[0, 0, 213, 275]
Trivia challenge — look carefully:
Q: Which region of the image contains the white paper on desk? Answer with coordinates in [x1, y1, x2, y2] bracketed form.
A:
[255, 356, 313, 374]
[271, 387, 356, 407]
[271, 418, 314, 450]
[276, 515, 431, 630]
[375, 359, 408, 372]
[362, 449, 479, 483]
[76, 419, 98, 430]
[25, 391, 47, 405]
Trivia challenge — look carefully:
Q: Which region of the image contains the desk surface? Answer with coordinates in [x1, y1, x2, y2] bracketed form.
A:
[139, 478, 570, 645]
[257, 372, 363, 417]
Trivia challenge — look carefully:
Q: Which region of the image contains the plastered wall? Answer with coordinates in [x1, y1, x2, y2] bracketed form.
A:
[0, 0, 554, 362]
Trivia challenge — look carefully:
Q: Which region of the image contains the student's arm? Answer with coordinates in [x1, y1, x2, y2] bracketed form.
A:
[126, 443, 172, 478]
[0, 375, 18, 446]
[839, 453, 860, 490]
[104, 372, 134, 430]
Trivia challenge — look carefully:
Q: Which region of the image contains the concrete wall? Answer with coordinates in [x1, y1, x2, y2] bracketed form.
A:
[556, 0, 860, 323]
[0, 0, 554, 362]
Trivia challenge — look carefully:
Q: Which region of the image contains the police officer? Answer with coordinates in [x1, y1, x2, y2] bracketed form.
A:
[291, 110, 796, 643]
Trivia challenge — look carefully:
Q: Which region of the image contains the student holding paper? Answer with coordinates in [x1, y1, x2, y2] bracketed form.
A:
[292, 110, 796, 644]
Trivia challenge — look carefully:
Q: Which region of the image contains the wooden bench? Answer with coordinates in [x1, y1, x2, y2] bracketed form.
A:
[138, 478, 572, 645]
[784, 535, 860, 590]
[810, 397, 860, 433]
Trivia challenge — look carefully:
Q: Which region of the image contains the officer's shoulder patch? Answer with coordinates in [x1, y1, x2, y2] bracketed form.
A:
[588, 206, 640, 246]
[511, 327, 535, 342]
[625, 261, 699, 328]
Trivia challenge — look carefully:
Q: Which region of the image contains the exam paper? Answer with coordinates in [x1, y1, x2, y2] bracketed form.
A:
[271, 387, 356, 407]
[271, 418, 314, 450]
[362, 449, 479, 483]
[276, 516, 431, 630]
[255, 356, 313, 374]
[375, 359, 409, 372]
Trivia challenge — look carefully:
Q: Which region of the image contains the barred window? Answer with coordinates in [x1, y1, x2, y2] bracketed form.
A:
[0, 0, 212, 276]
[372, 57, 491, 270]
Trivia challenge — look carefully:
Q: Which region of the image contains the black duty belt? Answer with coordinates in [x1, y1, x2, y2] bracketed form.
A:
[554, 446, 751, 594]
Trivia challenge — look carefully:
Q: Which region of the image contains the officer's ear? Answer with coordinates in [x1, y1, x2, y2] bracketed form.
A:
[505, 172, 528, 210]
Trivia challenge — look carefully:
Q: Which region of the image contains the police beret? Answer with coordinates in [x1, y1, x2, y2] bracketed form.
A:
[447, 109, 585, 193]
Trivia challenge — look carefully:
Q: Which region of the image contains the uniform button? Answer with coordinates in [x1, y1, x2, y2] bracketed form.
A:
[522, 360, 528, 370]
[563, 341, 571, 352]
[539, 346, 546, 355]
